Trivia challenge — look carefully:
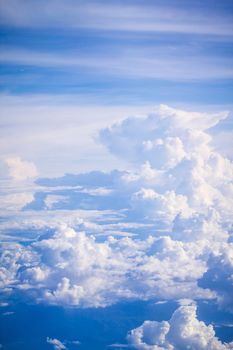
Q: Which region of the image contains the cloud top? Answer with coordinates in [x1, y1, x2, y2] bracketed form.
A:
[4, 156, 38, 181]
[127, 304, 233, 350]
[100, 105, 228, 169]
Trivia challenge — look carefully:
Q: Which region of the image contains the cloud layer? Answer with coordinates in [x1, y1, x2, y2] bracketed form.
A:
[0, 105, 232, 348]
[0, 226, 216, 308]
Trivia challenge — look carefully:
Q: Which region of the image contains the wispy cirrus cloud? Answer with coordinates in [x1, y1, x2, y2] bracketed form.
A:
[1, 47, 233, 81]
[0, 0, 232, 37]
[1, 1, 232, 100]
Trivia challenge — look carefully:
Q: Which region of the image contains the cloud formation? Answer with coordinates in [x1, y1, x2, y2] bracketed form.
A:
[100, 104, 228, 166]
[100, 105, 232, 223]
[127, 304, 233, 350]
[4, 156, 38, 181]
[0, 105, 232, 315]
[47, 337, 66, 350]
[0, 0, 232, 37]
[0, 226, 215, 307]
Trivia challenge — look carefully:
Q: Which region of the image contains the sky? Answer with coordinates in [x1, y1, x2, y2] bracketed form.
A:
[0, 1, 233, 350]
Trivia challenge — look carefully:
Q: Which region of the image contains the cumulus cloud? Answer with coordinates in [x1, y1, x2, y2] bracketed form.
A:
[47, 337, 66, 350]
[199, 243, 233, 312]
[99, 105, 232, 224]
[0, 105, 232, 314]
[93, 109, 233, 266]
[127, 304, 233, 350]
[132, 188, 192, 222]
[4, 156, 38, 181]
[0, 226, 214, 307]
[99, 105, 228, 168]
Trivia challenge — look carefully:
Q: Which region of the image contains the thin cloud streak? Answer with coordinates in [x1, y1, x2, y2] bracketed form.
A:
[1, 48, 233, 81]
[0, 1, 232, 37]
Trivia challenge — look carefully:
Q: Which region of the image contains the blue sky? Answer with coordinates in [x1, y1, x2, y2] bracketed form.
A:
[0, 0, 233, 103]
[0, 1, 233, 350]
[0, 0, 233, 176]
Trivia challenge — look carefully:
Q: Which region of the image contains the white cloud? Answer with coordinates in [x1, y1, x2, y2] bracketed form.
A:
[4, 156, 38, 181]
[0, 104, 232, 314]
[100, 105, 228, 169]
[199, 243, 233, 312]
[0, 0, 232, 37]
[0, 227, 215, 307]
[127, 304, 233, 350]
[47, 337, 66, 350]
[0, 192, 34, 211]
[101, 105, 233, 230]
[132, 188, 192, 222]
[1, 48, 233, 81]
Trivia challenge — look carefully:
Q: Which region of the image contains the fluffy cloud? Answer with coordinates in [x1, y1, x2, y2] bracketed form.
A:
[127, 304, 233, 350]
[0, 226, 131, 307]
[132, 188, 192, 222]
[0, 227, 214, 307]
[47, 337, 66, 350]
[100, 105, 228, 168]
[199, 243, 233, 312]
[99, 105, 233, 227]
[4, 156, 38, 181]
[0, 105, 232, 313]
